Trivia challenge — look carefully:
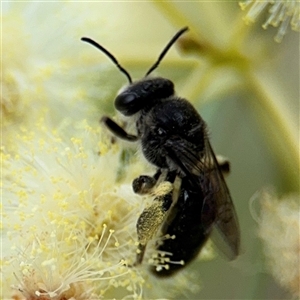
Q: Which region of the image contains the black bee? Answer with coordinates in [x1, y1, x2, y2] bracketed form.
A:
[81, 27, 240, 276]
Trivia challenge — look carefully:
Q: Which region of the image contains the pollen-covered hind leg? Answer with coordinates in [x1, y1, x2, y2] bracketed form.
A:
[135, 181, 173, 266]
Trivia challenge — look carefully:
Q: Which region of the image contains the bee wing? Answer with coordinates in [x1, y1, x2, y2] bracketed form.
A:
[164, 137, 240, 259]
[202, 140, 240, 259]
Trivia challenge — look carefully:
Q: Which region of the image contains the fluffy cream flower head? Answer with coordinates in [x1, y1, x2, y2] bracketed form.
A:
[240, 0, 300, 42]
[254, 189, 300, 297]
[2, 116, 151, 299]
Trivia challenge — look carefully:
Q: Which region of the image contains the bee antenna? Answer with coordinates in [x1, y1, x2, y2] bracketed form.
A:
[145, 26, 189, 77]
[81, 37, 132, 84]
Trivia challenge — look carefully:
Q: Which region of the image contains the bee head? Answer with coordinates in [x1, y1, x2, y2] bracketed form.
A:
[115, 77, 174, 116]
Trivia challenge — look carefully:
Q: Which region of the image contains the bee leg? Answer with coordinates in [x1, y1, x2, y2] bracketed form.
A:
[216, 155, 230, 175]
[135, 243, 147, 266]
[101, 116, 138, 141]
[132, 169, 163, 195]
[132, 175, 157, 195]
[135, 182, 173, 266]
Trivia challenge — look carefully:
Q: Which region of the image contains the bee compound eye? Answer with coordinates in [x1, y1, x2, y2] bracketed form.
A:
[115, 93, 139, 116]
